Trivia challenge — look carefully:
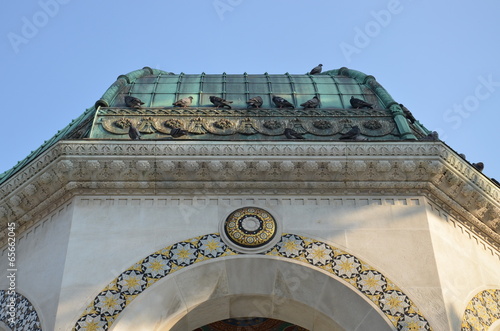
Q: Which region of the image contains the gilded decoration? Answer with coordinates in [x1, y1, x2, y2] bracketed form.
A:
[73, 233, 432, 331]
[461, 289, 500, 330]
[224, 207, 277, 248]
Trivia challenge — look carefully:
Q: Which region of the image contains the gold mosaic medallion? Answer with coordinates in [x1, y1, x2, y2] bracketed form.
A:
[224, 207, 277, 248]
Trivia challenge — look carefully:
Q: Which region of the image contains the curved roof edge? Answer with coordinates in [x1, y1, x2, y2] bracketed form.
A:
[95, 67, 174, 108]
[325, 67, 430, 139]
[325, 67, 398, 108]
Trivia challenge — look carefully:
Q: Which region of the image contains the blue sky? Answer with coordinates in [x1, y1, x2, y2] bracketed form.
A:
[1, 0, 499, 179]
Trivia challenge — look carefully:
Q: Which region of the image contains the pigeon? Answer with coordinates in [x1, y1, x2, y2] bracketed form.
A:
[309, 64, 323, 75]
[300, 96, 320, 109]
[284, 128, 305, 139]
[492, 178, 500, 187]
[125, 96, 145, 109]
[350, 96, 373, 109]
[272, 96, 294, 109]
[173, 96, 193, 108]
[128, 125, 141, 140]
[472, 162, 484, 172]
[459, 153, 467, 160]
[170, 128, 188, 138]
[246, 96, 263, 108]
[339, 125, 361, 140]
[399, 104, 416, 124]
[209, 96, 233, 109]
[421, 131, 439, 140]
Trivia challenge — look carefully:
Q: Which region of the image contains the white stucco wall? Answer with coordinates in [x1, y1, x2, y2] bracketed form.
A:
[426, 199, 500, 330]
[51, 195, 446, 330]
[2, 194, 497, 330]
[0, 202, 74, 330]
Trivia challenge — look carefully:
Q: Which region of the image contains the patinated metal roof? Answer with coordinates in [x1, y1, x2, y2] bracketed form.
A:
[0, 66, 431, 184]
[89, 67, 431, 141]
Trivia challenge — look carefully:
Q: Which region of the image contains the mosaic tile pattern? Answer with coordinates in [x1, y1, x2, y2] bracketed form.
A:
[0, 291, 42, 330]
[74, 233, 432, 331]
[461, 289, 500, 330]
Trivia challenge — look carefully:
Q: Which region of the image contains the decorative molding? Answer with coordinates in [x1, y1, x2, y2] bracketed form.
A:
[93, 107, 397, 139]
[73, 233, 432, 331]
[0, 141, 498, 249]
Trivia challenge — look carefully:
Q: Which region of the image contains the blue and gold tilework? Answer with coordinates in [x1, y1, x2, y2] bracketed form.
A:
[461, 289, 500, 330]
[0, 291, 42, 330]
[73, 233, 432, 331]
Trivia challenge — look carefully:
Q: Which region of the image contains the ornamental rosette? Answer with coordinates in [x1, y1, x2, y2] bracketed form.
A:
[401, 160, 416, 172]
[23, 184, 37, 196]
[164, 119, 183, 129]
[184, 161, 200, 172]
[135, 161, 151, 171]
[213, 119, 232, 129]
[9, 195, 22, 206]
[312, 120, 332, 129]
[279, 161, 295, 172]
[86, 160, 101, 171]
[352, 160, 367, 172]
[231, 161, 247, 172]
[303, 161, 319, 172]
[327, 161, 343, 172]
[263, 120, 282, 130]
[57, 160, 74, 173]
[376, 160, 392, 172]
[256, 161, 271, 172]
[158, 160, 175, 172]
[109, 160, 127, 171]
[208, 161, 224, 172]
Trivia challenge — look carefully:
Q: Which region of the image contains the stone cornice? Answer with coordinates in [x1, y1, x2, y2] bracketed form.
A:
[0, 140, 498, 249]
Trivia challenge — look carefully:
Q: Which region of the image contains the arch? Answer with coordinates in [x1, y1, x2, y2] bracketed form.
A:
[461, 289, 500, 330]
[0, 290, 42, 330]
[73, 233, 432, 330]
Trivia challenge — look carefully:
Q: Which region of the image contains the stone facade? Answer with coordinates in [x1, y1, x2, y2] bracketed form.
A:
[0, 140, 499, 330]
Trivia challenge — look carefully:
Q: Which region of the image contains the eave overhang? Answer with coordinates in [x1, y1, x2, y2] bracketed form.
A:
[0, 140, 498, 250]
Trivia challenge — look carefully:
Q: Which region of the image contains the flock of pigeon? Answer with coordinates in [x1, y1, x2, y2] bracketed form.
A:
[124, 64, 378, 141]
[120, 65, 496, 180]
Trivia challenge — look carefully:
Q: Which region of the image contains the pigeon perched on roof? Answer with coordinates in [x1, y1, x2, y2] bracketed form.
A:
[399, 104, 416, 124]
[339, 125, 361, 140]
[472, 162, 484, 172]
[125, 96, 145, 109]
[173, 96, 193, 108]
[309, 64, 323, 75]
[209, 96, 233, 109]
[170, 128, 188, 138]
[300, 96, 320, 109]
[350, 97, 373, 109]
[246, 96, 263, 108]
[128, 125, 141, 140]
[284, 128, 305, 139]
[421, 131, 439, 140]
[272, 96, 294, 109]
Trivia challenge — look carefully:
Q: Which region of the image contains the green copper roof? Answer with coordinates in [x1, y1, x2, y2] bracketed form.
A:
[96, 68, 398, 110]
[0, 66, 432, 185]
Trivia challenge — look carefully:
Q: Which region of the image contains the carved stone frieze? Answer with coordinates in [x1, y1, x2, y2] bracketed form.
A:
[0, 141, 499, 249]
[92, 107, 397, 140]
